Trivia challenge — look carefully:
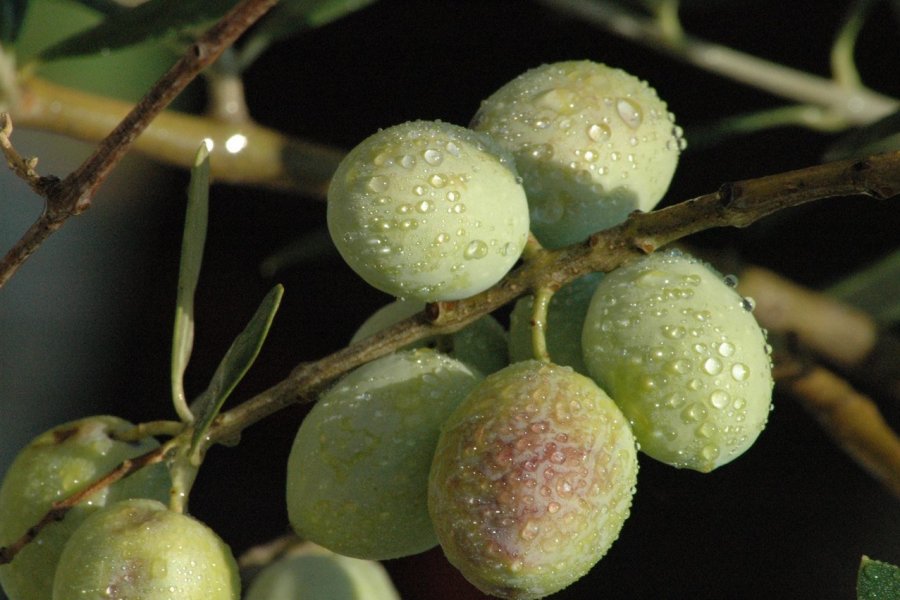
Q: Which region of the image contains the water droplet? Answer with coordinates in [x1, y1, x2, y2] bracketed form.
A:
[367, 175, 389, 193]
[400, 154, 416, 169]
[717, 342, 735, 357]
[724, 274, 738, 287]
[710, 389, 731, 409]
[446, 190, 460, 202]
[703, 357, 723, 375]
[416, 200, 432, 213]
[520, 520, 540, 541]
[464, 240, 488, 259]
[701, 444, 720, 462]
[412, 185, 426, 196]
[731, 363, 750, 381]
[664, 393, 685, 408]
[445, 141, 461, 156]
[616, 97, 643, 128]
[429, 174, 446, 188]
[547, 501, 561, 514]
[681, 403, 707, 423]
[742, 297, 756, 311]
[528, 143, 555, 160]
[697, 422, 718, 439]
[662, 324, 686, 339]
[665, 359, 691, 374]
[587, 123, 611, 142]
[452, 203, 466, 214]
[423, 149, 443, 165]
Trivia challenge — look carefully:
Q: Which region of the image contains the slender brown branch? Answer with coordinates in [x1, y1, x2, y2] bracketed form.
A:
[0, 445, 168, 565]
[776, 357, 900, 500]
[61, 0, 277, 203]
[209, 151, 900, 445]
[0, 0, 278, 289]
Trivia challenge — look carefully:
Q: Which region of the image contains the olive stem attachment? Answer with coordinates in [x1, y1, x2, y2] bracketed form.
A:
[530, 286, 554, 363]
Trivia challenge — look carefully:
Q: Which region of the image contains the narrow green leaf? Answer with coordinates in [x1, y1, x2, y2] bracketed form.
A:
[238, 0, 377, 70]
[1, 0, 30, 44]
[39, 0, 238, 60]
[858, 556, 900, 600]
[190, 284, 284, 453]
[827, 248, 900, 325]
[171, 144, 210, 423]
[824, 109, 900, 162]
[67, 0, 126, 15]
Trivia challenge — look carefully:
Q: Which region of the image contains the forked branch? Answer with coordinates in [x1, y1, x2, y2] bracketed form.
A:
[0, 0, 278, 289]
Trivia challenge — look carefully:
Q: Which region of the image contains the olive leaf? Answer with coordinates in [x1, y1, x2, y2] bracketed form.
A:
[189, 284, 284, 454]
[823, 109, 900, 162]
[171, 144, 210, 424]
[66, 0, 125, 15]
[38, 0, 238, 60]
[857, 556, 900, 600]
[1, 0, 30, 44]
[828, 247, 900, 325]
[237, 0, 378, 70]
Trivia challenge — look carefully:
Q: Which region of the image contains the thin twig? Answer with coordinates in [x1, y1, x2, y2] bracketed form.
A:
[537, 0, 899, 127]
[0, 0, 278, 290]
[0, 444, 168, 565]
[0, 114, 51, 195]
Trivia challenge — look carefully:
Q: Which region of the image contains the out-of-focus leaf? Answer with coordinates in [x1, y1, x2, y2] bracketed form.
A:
[828, 248, 900, 325]
[238, 0, 377, 70]
[824, 109, 900, 161]
[189, 284, 283, 453]
[171, 144, 210, 423]
[68, 0, 125, 15]
[39, 0, 237, 60]
[857, 556, 900, 600]
[600, 0, 746, 11]
[1, 0, 30, 44]
[260, 227, 337, 277]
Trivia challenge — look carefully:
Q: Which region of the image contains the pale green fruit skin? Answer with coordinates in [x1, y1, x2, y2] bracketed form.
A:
[351, 299, 509, 374]
[0, 416, 171, 600]
[508, 273, 603, 373]
[245, 545, 400, 600]
[52, 498, 239, 599]
[428, 360, 638, 600]
[287, 348, 483, 560]
[582, 250, 774, 472]
[327, 120, 530, 301]
[472, 60, 684, 248]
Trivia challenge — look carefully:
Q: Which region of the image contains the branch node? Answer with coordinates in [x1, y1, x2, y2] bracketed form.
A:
[717, 181, 736, 207]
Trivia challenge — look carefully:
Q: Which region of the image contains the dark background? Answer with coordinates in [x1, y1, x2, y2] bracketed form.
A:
[2, 1, 899, 599]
